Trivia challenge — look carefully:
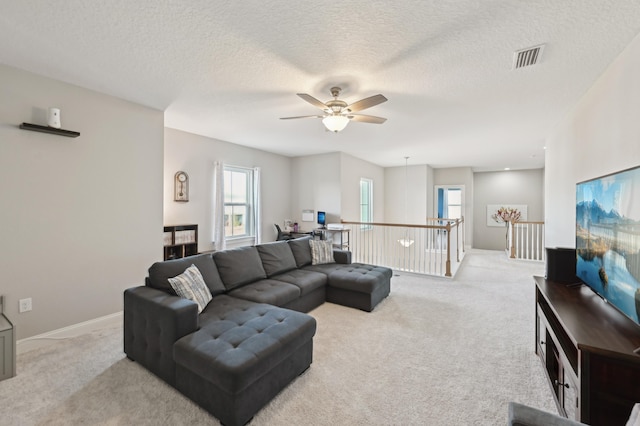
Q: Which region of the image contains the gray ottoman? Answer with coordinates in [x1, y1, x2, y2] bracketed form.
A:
[325, 263, 392, 312]
[173, 295, 316, 426]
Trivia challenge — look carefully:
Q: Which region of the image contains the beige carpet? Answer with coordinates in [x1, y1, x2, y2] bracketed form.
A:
[1, 249, 557, 425]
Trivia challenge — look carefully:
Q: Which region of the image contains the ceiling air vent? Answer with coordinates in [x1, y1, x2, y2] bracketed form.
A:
[512, 44, 545, 69]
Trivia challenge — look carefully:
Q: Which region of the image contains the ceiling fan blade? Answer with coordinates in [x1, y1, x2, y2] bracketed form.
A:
[345, 94, 387, 112]
[348, 114, 387, 124]
[280, 115, 324, 120]
[297, 93, 329, 111]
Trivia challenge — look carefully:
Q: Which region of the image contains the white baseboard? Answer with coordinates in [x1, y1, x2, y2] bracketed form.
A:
[16, 311, 123, 355]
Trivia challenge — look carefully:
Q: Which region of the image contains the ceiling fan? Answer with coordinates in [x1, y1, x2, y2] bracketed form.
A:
[281, 86, 387, 132]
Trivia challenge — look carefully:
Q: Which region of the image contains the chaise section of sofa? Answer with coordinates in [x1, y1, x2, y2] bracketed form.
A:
[322, 263, 392, 312]
[174, 295, 316, 426]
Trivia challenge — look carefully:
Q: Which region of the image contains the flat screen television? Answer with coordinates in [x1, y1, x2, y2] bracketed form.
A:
[317, 211, 326, 228]
[576, 165, 640, 326]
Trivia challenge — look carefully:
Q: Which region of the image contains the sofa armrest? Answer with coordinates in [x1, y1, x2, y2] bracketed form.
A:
[333, 249, 352, 264]
[508, 402, 585, 426]
[124, 286, 198, 386]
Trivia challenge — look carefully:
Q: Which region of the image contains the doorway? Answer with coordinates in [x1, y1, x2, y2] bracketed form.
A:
[435, 185, 464, 220]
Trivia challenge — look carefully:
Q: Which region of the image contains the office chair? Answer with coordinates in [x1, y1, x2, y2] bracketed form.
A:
[275, 224, 294, 241]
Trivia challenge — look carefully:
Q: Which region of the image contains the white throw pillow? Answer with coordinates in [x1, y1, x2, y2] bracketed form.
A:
[168, 264, 212, 313]
[309, 239, 335, 265]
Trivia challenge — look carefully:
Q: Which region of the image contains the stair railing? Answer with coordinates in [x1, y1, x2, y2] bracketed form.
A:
[340, 217, 465, 277]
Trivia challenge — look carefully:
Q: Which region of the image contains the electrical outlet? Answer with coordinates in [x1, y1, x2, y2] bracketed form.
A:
[19, 297, 32, 313]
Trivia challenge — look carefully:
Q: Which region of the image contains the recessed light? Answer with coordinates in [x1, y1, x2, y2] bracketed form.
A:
[504, 167, 511, 171]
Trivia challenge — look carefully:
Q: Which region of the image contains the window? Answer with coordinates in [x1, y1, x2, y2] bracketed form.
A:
[224, 166, 254, 239]
[360, 178, 373, 226]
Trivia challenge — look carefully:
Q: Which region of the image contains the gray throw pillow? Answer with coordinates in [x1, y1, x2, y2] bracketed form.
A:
[168, 264, 212, 313]
[310, 240, 335, 265]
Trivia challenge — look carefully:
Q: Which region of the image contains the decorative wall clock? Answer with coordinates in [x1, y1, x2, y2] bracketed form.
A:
[174, 171, 189, 202]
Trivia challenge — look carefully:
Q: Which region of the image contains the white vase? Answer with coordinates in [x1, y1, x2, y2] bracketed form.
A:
[47, 108, 61, 128]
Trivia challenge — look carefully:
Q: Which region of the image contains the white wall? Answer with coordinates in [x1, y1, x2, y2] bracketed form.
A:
[340, 153, 385, 223]
[546, 33, 640, 248]
[426, 165, 434, 221]
[164, 128, 292, 248]
[290, 153, 342, 230]
[434, 167, 474, 247]
[0, 65, 164, 339]
[473, 169, 544, 250]
[384, 165, 429, 224]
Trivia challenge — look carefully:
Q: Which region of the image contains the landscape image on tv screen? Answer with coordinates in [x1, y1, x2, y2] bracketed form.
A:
[576, 166, 640, 325]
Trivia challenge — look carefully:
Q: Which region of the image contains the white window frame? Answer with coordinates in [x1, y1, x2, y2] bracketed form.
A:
[360, 178, 373, 229]
[224, 166, 255, 242]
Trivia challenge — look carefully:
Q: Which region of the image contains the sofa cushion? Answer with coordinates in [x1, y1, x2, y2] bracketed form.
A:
[148, 253, 225, 296]
[213, 246, 267, 290]
[302, 263, 345, 275]
[174, 295, 316, 394]
[271, 269, 327, 296]
[227, 279, 301, 307]
[288, 236, 313, 267]
[256, 241, 297, 277]
[168, 264, 212, 313]
[310, 239, 335, 265]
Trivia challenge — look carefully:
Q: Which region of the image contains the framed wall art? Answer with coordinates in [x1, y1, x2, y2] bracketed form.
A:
[487, 204, 527, 227]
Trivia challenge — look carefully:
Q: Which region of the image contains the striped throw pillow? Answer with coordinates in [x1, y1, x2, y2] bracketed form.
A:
[309, 239, 335, 265]
[168, 264, 212, 313]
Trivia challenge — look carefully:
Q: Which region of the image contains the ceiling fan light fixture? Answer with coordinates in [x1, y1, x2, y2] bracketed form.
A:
[282, 87, 387, 130]
[322, 115, 349, 132]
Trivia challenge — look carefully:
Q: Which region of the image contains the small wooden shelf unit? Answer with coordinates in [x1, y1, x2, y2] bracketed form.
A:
[534, 276, 640, 425]
[163, 224, 198, 260]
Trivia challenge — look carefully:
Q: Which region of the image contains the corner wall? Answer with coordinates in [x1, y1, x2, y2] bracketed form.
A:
[0, 64, 164, 339]
[545, 33, 640, 247]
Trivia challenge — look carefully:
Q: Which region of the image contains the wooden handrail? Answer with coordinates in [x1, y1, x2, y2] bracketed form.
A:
[341, 217, 464, 230]
[426, 217, 464, 223]
[341, 220, 450, 230]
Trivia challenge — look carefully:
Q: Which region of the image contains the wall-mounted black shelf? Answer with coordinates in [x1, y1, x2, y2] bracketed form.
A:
[19, 123, 80, 138]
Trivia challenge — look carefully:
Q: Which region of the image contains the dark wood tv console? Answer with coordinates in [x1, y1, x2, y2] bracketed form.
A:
[535, 276, 640, 425]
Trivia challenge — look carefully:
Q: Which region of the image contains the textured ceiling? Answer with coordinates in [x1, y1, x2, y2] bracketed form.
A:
[1, 1, 639, 169]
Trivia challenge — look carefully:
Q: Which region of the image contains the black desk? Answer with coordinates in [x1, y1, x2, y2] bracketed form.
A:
[290, 231, 313, 238]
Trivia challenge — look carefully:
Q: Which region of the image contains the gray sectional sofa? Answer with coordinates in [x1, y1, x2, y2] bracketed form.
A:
[124, 236, 391, 426]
